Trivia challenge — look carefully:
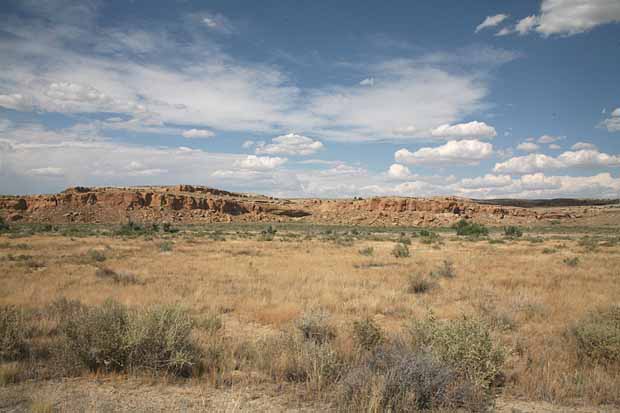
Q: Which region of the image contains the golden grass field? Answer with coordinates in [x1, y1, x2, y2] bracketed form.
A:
[1, 224, 619, 412]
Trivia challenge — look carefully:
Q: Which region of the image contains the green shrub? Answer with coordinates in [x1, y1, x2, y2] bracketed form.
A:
[419, 230, 441, 244]
[430, 260, 456, 279]
[0, 306, 30, 361]
[563, 257, 579, 267]
[352, 318, 384, 350]
[162, 222, 179, 233]
[358, 246, 374, 256]
[0, 217, 9, 232]
[410, 315, 505, 390]
[59, 300, 202, 376]
[503, 226, 523, 238]
[407, 275, 437, 294]
[453, 220, 489, 237]
[392, 243, 410, 258]
[542, 247, 557, 254]
[571, 305, 620, 365]
[125, 304, 201, 376]
[159, 241, 173, 252]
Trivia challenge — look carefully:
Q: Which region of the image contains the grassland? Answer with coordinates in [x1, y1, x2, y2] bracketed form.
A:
[1, 223, 619, 412]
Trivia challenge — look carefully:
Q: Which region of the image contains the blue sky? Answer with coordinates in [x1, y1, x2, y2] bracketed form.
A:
[0, 0, 619, 198]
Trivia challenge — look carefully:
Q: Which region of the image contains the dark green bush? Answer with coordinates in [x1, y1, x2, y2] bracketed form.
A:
[0, 216, 9, 232]
[453, 220, 489, 237]
[503, 226, 523, 238]
[571, 305, 620, 365]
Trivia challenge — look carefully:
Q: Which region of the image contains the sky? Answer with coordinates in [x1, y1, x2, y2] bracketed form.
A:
[0, 0, 619, 199]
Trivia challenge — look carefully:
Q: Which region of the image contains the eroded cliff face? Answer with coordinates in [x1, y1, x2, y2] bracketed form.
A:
[0, 185, 598, 226]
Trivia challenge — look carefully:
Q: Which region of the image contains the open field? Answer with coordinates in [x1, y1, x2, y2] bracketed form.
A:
[1, 223, 620, 412]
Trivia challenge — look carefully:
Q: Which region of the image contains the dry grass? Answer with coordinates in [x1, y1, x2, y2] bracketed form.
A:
[0, 227, 619, 409]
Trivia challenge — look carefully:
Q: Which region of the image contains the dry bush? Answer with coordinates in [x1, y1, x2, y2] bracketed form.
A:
[0, 306, 30, 361]
[0, 362, 22, 385]
[255, 332, 345, 393]
[392, 243, 410, 258]
[571, 305, 620, 365]
[339, 343, 489, 412]
[407, 274, 437, 295]
[95, 267, 143, 285]
[352, 318, 384, 350]
[296, 310, 336, 345]
[430, 260, 456, 279]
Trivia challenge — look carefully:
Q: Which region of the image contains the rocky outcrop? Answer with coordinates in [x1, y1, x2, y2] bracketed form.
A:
[0, 185, 605, 226]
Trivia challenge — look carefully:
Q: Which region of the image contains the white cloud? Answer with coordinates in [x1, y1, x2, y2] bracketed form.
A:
[537, 134, 562, 144]
[520, 173, 562, 190]
[549, 144, 562, 150]
[475, 14, 510, 32]
[255, 133, 323, 156]
[519, 0, 620, 36]
[515, 15, 539, 34]
[516, 142, 540, 152]
[359, 77, 374, 86]
[387, 164, 412, 179]
[494, 153, 565, 174]
[0, 94, 31, 111]
[495, 27, 513, 36]
[571, 142, 597, 150]
[319, 164, 366, 177]
[460, 174, 513, 189]
[395, 139, 493, 166]
[494, 149, 620, 174]
[234, 155, 287, 170]
[601, 107, 620, 132]
[182, 129, 215, 139]
[429, 121, 496, 139]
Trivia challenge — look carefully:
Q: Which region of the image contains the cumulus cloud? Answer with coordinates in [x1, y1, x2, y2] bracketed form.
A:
[182, 129, 215, 138]
[515, 15, 539, 34]
[571, 142, 597, 150]
[549, 144, 562, 150]
[516, 142, 540, 152]
[359, 77, 374, 86]
[513, 0, 620, 36]
[475, 14, 510, 32]
[494, 149, 620, 174]
[537, 134, 562, 144]
[0, 94, 31, 111]
[387, 164, 413, 179]
[495, 27, 513, 36]
[395, 139, 493, 166]
[601, 107, 620, 132]
[429, 121, 497, 139]
[234, 155, 287, 170]
[255, 133, 323, 156]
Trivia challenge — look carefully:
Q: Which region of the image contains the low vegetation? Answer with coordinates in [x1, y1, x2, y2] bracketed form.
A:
[453, 219, 489, 237]
[1, 223, 619, 409]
